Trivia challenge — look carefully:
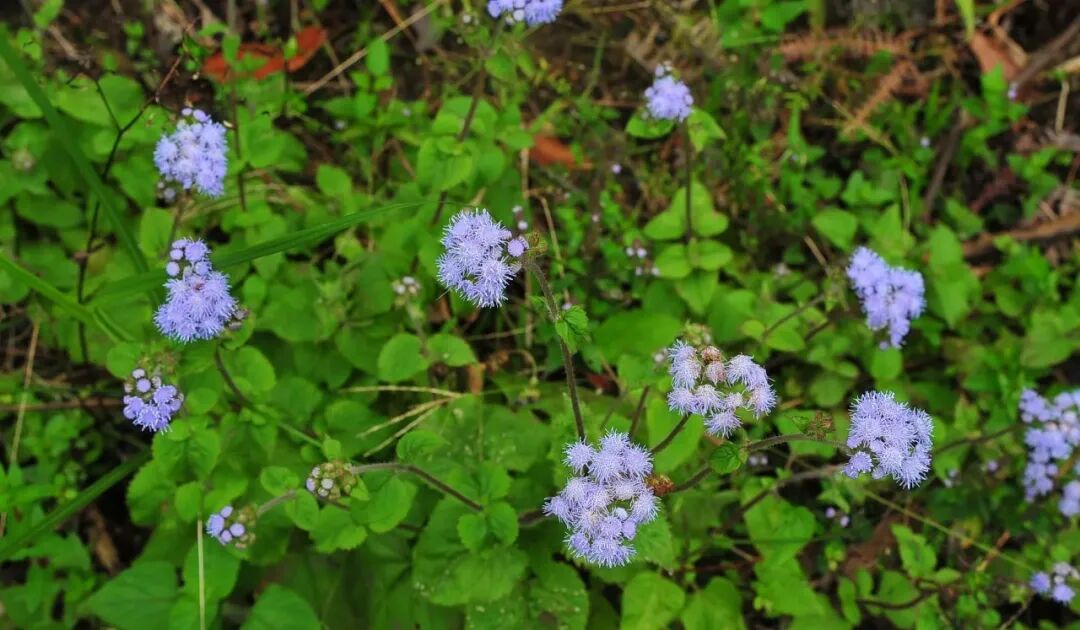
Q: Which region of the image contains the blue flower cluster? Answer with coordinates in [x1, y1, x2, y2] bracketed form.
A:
[154, 108, 228, 198]
[122, 367, 183, 432]
[206, 505, 254, 547]
[543, 431, 659, 567]
[844, 391, 933, 488]
[644, 66, 693, 122]
[846, 247, 925, 348]
[437, 209, 525, 308]
[666, 340, 777, 437]
[487, 0, 563, 26]
[155, 239, 238, 342]
[1020, 388, 1080, 515]
[1031, 563, 1077, 605]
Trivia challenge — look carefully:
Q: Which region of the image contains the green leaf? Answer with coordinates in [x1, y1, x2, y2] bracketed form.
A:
[85, 561, 179, 630]
[378, 333, 428, 382]
[529, 562, 589, 629]
[486, 502, 519, 544]
[892, 524, 937, 578]
[457, 513, 488, 551]
[676, 270, 718, 315]
[812, 209, 857, 249]
[396, 430, 449, 462]
[365, 38, 390, 76]
[365, 476, 417, 533]
[710, 443, 746, 475]
[626, 112, 675, 139]
[182, 540, 240, 603]
[955, 0, 975, 37]
[427, 333, 477, 367]
[231, 347, 277, 394]
[260, 466, 300, 495]
[744, 494, 815, 561]
[644, 181, 727, 240]
[620, 573, 685, 630]
[0, 450, 149, 562]
[0, 29, 148, 277]
[654, 244, 692, 279]
[687, 108, 725, 152]
[681, 578, 744, 630]
[315, 164, 351, 198]
[241, 585, 320, 630]
[310, 507, 368, 553]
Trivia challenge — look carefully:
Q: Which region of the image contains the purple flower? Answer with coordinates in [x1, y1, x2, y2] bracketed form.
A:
[1020, 388, 1080, 515]
[154, 108, 228, 198]
[644, 66, 693, 122]
[437, 209, 522, 308]
[843, 391, 933, 488]
[122, 368, 183, 432]
[487, 0, 562, 26]
[1032, 563, 1079, 605]
[543, 431, 658, 567]
[666, 339, 777, 437]
[846, 247, 925, 348]
[155, 239, 238, 342]
[206, 504, 255, 548]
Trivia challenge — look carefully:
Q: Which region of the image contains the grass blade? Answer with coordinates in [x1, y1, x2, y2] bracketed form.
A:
[91, 200, 425, 306]
[0, 449, 150, 563]
[0, 252, 128, 342]
[0, 27, 149, 277]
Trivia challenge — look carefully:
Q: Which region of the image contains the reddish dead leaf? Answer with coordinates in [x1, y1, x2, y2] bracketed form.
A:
[585, 371, 616, 394]
[530, 135, 592, 170]
[969, 31, 1024, 80]
[202, 26, 326, 83]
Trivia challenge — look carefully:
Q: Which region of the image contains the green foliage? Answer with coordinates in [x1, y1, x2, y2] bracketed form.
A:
[1, 2, 1076, 628]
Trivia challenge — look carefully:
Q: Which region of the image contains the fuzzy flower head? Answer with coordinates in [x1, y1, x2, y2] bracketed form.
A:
[644, 65, 693, 123]
[436, 209, 523, 308]
[155, 239, 240, 342]
[847, 247, 925, 348]
[1019, 388, 1080, 515]
[205, 504, 256, 548]
[665, 339, 777, 437]
[1032, 563, 1079, 605]
[154, 108, 228, 198]
[487, 0, 562, 26]
[122, 367, 183, 432]
[543, 431, 658, 567]
[305, 460, 360, 501]
[843, 391, 933, 489]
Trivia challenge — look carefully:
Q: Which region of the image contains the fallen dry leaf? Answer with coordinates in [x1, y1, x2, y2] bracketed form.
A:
[530, 135, 592, 170]
[202, 26, 326, 83]
[969, 31, 1024, 80]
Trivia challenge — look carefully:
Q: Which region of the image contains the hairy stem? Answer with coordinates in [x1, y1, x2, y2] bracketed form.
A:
[760, 293, 827, 342]
[683, 122, 693, 241]
[430, 20, 505, 226]
[745, 432, 848, 454]
[628, 386, 650, 439]
[670, 464, 712, 494]
[651, 414, 691, 455]
[352, 462, 483, 512]
[525, 259, 586, 441]
[257, 489, 297, 516]
[214, 346, 250, 407]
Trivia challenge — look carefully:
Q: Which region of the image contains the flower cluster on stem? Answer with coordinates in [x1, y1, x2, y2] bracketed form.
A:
[544, 432, 659, 567]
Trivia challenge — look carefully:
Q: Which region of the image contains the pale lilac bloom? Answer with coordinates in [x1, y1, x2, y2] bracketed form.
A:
[155, 239, 238, 343]
[644, 65, 693, 122]
[543, 431, 658, 567]
[154, 108, 228, 198]
[666, 340, 777, 437]
[122, 368, 183, 432]
[843, 391, 933, 488]
[1020, 388, 1080, 516]
[847, 247, 925, 348]
[436, 209, 521, 308]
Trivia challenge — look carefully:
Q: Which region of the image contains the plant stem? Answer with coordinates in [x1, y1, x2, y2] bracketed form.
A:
[670, 464, 712, 494]
[760, 293, 827, 342]
[352, 463, 483, 512]
[745, 432, 847, 454]
[683, 121, 693, 241]
[651, 414, 691, 455]
[257, 489, 297, 516]
[430, 20, 505, 226]
[214, 346, 250, 407]
[628, 386, 650, 439]
[525, 259, 586, 441]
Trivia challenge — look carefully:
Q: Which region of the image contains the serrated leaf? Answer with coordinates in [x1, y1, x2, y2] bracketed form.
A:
[457, 513, 488, 551]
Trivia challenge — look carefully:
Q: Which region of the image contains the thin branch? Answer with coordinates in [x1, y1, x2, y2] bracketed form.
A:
[670, 464, 712, 494]
[526, 259, 586, 441]
[628, 386, 650, 439]
[651, 414, 691, 455]
[745, 433, 848, 454]
[352, 463, 483, 512]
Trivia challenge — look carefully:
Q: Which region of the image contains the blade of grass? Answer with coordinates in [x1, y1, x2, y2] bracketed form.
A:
[90, 199, 432, 306]
[0, 252, 129, 342]
[0, 28, 149, 279]
[0, 449, 150, 563]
